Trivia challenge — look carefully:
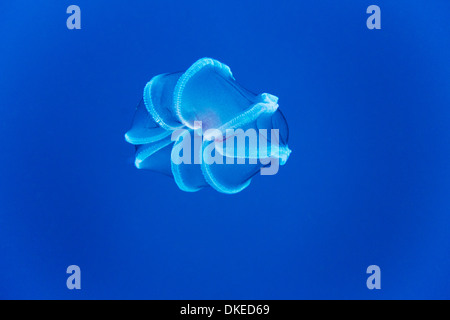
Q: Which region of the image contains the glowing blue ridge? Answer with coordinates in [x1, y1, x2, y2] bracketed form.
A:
[124, 128, 172, 145]
[174, 58, 233, 129]
[170, 130, 203, 192]
[201, 140, 253, 194]
[135, 137, 173, 169]
[143, 75, 184, 131]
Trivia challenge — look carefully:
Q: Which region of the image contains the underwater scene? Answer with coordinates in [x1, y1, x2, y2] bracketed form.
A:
[0, 1, 449, 299]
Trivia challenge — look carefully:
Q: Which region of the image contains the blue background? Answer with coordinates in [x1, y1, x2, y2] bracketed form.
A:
[1, 1, 449, 299]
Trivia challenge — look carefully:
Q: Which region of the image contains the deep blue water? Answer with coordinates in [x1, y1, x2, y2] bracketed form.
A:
[1, 1, 449, 299]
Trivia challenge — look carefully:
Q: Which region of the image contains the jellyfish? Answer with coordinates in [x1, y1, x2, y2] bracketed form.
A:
[125, 58, 291, 194]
